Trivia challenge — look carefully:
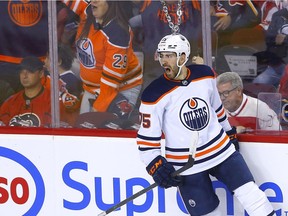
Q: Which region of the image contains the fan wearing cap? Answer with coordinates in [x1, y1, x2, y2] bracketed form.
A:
[0, 56, 52, 127]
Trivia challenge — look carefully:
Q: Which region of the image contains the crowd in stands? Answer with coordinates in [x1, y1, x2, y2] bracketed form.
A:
[0, 0, 288, 131]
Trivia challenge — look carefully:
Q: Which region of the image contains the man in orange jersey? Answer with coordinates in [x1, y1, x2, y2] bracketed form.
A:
[62, 0, 143, 121]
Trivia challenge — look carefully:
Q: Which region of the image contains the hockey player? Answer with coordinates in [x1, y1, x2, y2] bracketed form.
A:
[136, 34, 275, 215]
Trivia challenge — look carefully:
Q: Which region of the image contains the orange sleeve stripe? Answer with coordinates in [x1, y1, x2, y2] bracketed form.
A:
[63, 0, 88, 16]
[165, 154, 189, 160]
[196, 136, 229, 157]
[137, 141, 161, 147]
[217, 108, 225, 118]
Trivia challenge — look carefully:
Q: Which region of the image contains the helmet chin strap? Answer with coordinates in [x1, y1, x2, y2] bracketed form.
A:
[174, 56, 188, 79]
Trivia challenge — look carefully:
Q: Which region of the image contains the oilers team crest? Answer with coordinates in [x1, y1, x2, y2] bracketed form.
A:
[8, 0, 43, 27]
[76, 38, 96, 68]
[180, 97, 209, 131]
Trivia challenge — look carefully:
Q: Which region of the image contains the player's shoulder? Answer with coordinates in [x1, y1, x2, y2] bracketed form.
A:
[187, 64, 216, 80]
[102, 20, 130, 47]
[141, 75, 176, 103]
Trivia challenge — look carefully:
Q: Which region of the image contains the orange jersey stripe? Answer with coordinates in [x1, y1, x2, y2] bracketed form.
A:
[137, 141, 161, 147]
[217, 108, 225, 118]
[196, 135, 229, 158]
[62, 0, 88, 16]
[165, 154, 189, 160]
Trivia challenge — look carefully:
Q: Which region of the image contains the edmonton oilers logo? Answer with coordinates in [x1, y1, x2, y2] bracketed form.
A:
[76, 38, 95, 68]
[180, 97, 209, 131]
[8, 0, 43, 27]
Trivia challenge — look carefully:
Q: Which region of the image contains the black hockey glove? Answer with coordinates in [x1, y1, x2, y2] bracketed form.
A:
[146, 155, 183, 188]
[226, 126, 239, 151]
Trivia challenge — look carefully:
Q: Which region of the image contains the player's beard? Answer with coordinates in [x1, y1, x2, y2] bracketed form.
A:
[163, 65, 179, 79]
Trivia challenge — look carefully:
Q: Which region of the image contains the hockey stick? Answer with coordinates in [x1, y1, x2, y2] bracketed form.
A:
[97, 132, 198, 216]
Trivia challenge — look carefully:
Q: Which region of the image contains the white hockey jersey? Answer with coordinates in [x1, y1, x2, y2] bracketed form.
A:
[137, 65, 235, 175]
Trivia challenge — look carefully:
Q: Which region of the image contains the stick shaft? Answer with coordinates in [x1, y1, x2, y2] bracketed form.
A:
[98, 131, 198, 216]
[98, 155, 194, 216]
[104, 183, 157, 215]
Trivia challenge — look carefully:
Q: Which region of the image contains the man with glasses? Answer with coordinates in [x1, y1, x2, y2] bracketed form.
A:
[216, 72, 281, 133]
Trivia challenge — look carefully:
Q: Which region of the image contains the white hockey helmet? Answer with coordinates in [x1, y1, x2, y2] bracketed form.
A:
[157, 33, 191, 61]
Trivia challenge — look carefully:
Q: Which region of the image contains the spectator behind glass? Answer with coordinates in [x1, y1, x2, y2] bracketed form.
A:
[216, 72, 281, 133]
[0, 1, 68, 94]
[44, 43, 83, 102]
[0, 57, 52, 127]
[0, 80, 14, 107]
[129, 0, 202, 90]
[62, 0, 143, 122]
[252, 4, 288, 88]
[210, 0, 261, 48]
[44, 43, 83, 126]
[258, 0, 282, 32]
[265, 3, 288, 60]
[252, 50, 286, 88]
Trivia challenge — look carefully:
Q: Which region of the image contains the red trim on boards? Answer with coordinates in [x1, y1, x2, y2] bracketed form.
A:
[0, 126, 137, 138]
[238, 131, 288, 144]
[0, 127, 287, 143]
